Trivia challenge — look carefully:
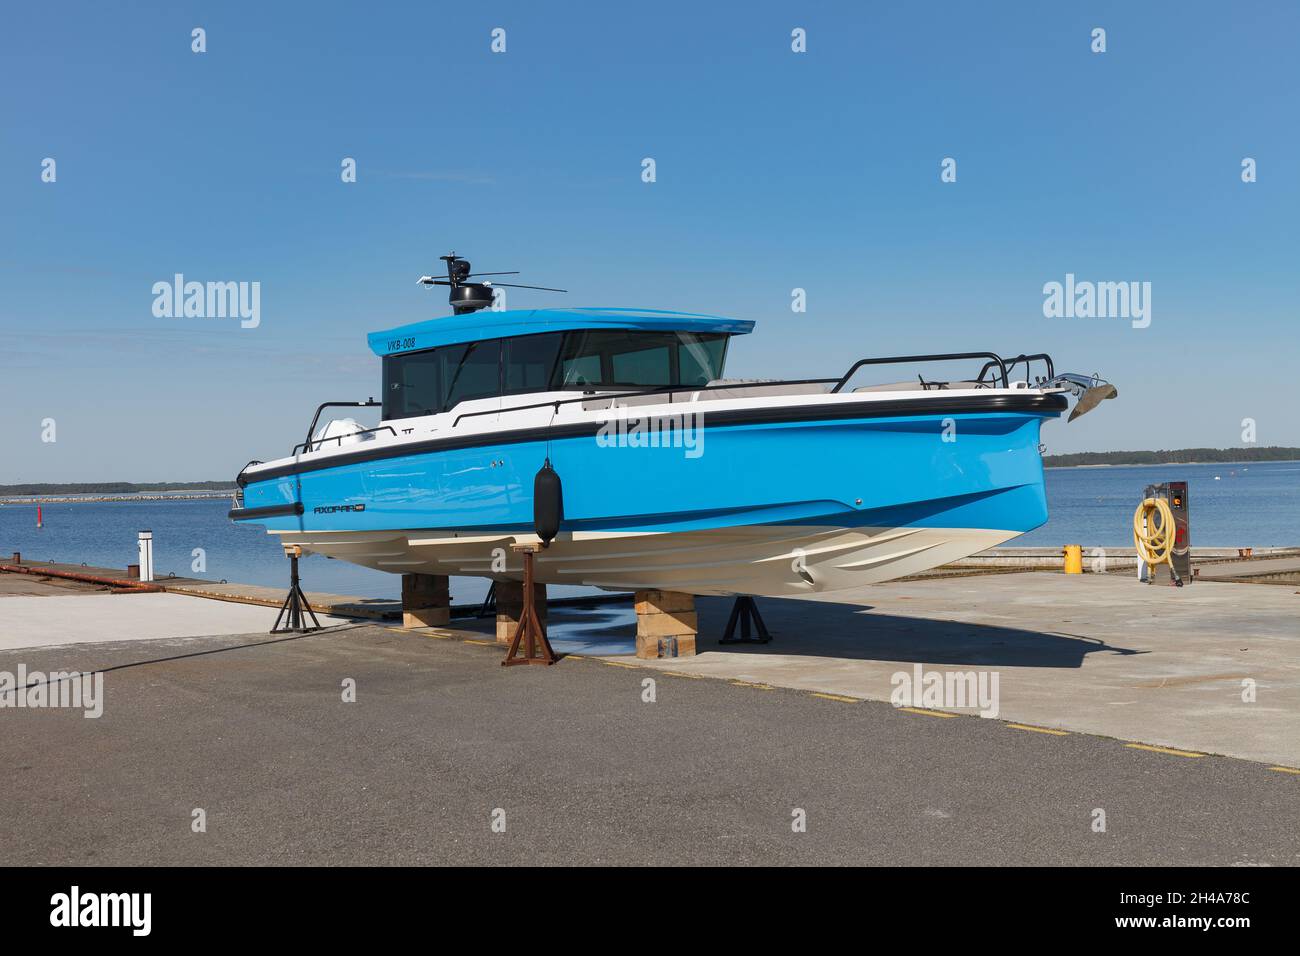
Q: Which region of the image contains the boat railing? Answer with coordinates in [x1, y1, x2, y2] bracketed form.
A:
[302, 399, 382, 448]
[277, 398, 394, 457]
[233, 459, 264, 487]
[975, 353, 1055, 387]
[239, 351, 1053, 470]
[829, 353, 1009, 393]
[292, 425, 399, 457]
[449, 377, 840, 427]
[451, 350, 1047, 428]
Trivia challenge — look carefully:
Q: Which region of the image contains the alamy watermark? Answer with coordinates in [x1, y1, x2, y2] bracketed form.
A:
[50, 886, 150, 936]
[0, 665, 103, 718]
[595, 409, 704, 459]
[152, 274, 260, 328]
[1042, 273, 1150, 329]
[890, 663, 999, 718]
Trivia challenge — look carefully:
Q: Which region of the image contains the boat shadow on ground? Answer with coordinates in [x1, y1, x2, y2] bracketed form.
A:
[523, 598, 1145, 669]
[694, 596, 1146, 669]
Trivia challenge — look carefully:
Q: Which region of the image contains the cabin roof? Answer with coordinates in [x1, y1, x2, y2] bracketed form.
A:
[367, 308, 754, 357]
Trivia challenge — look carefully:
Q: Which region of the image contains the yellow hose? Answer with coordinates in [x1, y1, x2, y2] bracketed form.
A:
[1133, 497, 1177, 573]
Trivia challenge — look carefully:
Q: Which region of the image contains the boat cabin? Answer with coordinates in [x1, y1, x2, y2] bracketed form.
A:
[368, 308, 755, 421]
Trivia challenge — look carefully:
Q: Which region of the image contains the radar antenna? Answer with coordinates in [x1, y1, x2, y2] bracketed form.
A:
[417, 252, 566, 315]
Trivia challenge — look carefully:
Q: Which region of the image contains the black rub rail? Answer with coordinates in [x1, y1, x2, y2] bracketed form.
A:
[228, 501, 304, 521]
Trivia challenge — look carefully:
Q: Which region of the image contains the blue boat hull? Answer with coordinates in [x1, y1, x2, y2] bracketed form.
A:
[236, 406, 1057, 595]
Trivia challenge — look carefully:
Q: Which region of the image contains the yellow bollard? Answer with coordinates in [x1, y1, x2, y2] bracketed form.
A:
[1063, 544, 1083, 574]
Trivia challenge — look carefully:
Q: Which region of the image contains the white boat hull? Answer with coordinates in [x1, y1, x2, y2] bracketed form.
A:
[270, 524, 1019, 597]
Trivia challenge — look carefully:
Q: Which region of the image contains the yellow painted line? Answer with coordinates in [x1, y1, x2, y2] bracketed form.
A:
[393, 626, 454, 639]
[1268, 766, 1300, 775]
[1125, 743, 1206, 758]
[896, 706, 958, 718]
[811, 692, 859, 703]
[462, 639, 497, 647]
[730, 680, 775, 690]
[663, 671, 704, 679]
[602, 660, 640, 669]
[1007, 723, 1070, 736]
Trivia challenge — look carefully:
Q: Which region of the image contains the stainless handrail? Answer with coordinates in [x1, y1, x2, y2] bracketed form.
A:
[830, 353, 1009, 393]
[450, 378, 842, 427]
[293, 425, 398, 457]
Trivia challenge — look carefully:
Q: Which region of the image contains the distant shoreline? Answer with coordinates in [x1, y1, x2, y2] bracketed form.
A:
[1043, 447, 1299, 468]
[0, 481, 235, 504]
[1045, 459, 1296, 470]
[0, 491, 234, 504]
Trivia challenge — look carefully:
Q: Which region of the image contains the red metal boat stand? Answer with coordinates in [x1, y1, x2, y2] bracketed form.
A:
[502, 544, 557, 666]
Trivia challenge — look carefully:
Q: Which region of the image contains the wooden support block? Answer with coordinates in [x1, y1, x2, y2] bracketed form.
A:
[495, 579, 548, 643]
[634, 589, 696, 614]
[402, 573, 450, 628]
[634, 589, 697, 659]
[635, 609, 697, 637]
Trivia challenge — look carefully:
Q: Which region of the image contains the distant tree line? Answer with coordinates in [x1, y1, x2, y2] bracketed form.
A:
[0, 481, 236, 495]
[1044, 447, 1300, 467]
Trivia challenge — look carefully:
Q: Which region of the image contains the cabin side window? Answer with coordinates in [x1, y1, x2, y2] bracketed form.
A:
[383, 348, 444, 419]
[552, 331, 730, 389]
[441, 339, 502, 409]
[383, 340, 504, 418]
[503, 332, 563, 395]
[677, 333, 729, 386]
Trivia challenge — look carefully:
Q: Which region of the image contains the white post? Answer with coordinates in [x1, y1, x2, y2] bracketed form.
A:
[138, 530, 154, 583]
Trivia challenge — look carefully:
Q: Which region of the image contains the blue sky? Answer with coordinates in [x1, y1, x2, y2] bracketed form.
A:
[2, 1, 1297, 482]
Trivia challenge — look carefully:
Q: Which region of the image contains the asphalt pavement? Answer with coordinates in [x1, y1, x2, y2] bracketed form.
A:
[2, 624, 1296, 865]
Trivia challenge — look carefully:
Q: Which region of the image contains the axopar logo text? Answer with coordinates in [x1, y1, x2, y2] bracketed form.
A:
[50, 886, 151, 936]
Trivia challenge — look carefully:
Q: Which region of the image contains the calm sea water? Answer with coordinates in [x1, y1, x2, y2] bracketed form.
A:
[2, 461, 1296, 599]
[1020, 460, 1300, 548]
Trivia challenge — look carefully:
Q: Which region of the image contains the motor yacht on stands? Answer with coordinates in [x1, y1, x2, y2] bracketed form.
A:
[230, 254, 1116, 597]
